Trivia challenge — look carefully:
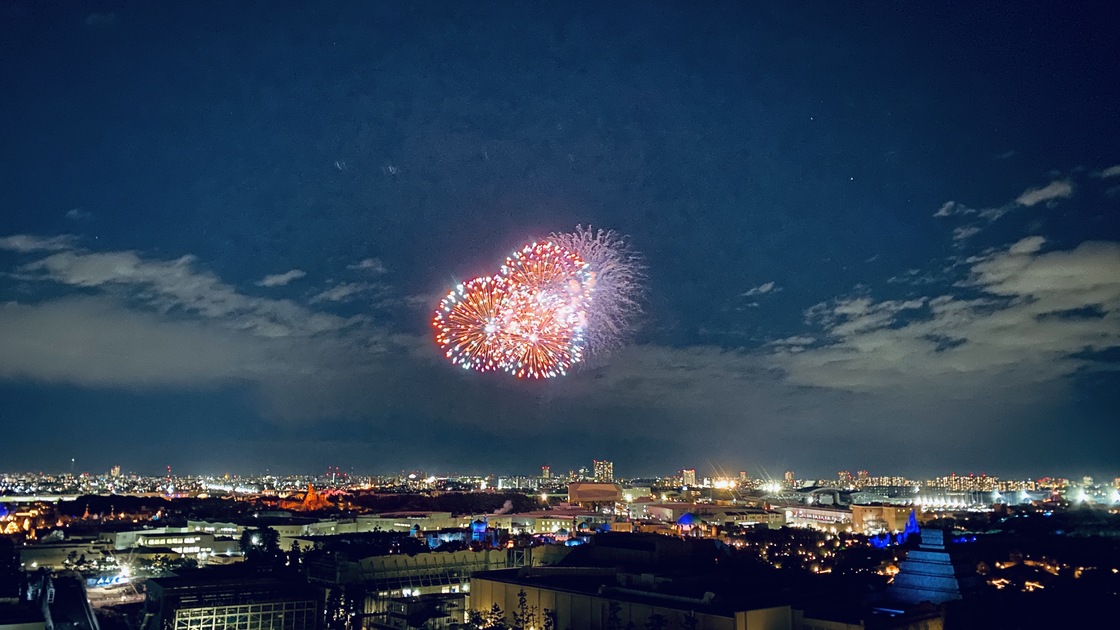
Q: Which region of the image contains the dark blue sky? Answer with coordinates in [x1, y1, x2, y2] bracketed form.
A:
[2, 3, 1118, 479]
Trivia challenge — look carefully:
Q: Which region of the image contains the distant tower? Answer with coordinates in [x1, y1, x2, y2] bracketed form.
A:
[593, 460, 614, 483]
[541, 466, 551, 480]
[784, 470, 795, 487]
[682, 469, 697, 487]
[110, 465, 121, 478]
[739, 471, 748, 483]
[302, 483, 328, 511]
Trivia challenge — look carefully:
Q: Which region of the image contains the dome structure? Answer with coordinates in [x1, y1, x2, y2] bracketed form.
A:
[677, 512, 701, 527]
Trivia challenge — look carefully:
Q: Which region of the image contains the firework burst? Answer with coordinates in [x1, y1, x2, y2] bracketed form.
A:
[433, 226, 642, 378]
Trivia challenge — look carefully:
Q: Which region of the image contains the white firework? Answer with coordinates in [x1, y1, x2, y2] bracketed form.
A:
[547, 225, 644, 355]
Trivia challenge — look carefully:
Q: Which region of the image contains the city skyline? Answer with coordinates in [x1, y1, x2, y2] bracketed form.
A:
[2, 4, 1118, 476]
[2, 463, 1116, 487]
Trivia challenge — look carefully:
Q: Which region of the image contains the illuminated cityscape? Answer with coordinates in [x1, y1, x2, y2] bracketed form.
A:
[2, 461, 1119, 629]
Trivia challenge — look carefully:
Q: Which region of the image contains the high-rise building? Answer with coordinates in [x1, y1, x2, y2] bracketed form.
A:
[540, 466, 550, 480]
[682, 469, 697, 487]
[739, 471, 748, 483]
[593, 460, 614, 482]
[784, 471, 795, 487]
[110, 465, 121, 478]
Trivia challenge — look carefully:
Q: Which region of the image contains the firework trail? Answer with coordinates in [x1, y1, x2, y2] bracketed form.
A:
[432, 226, 643, 378]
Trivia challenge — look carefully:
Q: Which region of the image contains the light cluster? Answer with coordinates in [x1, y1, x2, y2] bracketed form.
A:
[433, 228, 641, 379]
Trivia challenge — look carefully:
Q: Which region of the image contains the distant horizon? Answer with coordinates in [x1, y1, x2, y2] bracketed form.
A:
[4, 464, 1115, 484]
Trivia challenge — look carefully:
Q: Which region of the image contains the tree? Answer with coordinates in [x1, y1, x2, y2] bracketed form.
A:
[343, 585, 364, 629]
[484, 603, 508, 630]
[464, 604, 508, 630]
[239, 527, 282, 568]
[541, 609, 557, 630]
[288, 540, 303, 569]
[325, 588, 343, 630]
[511, 589, 538, 630]
[605, 601, 623, 630]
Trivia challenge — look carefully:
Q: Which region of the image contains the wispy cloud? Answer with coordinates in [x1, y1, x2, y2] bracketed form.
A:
[1015, 179, 1073, 207]
[952, 225, 982, 242]
[933, 201, 975, 218]
[311, 282, 377, 303]
[256, 269, 306, 287]
[742, 281, 778, 296]
[18, 249, 359, 338]
[0, 238, 422, 423]
[774, 236, 1120, 393]
[65, 208, 94, 221]
[977, 206, 1011, 222]
[1095, 165, 1120, 179]
[0, 234, 76, 253]
[348, 258, 387, 274]
[933, 177, 1076, 240]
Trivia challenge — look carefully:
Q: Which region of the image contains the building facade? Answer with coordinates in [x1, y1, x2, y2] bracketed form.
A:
[144, 575, 321, 630]
[592, 461, 614, 483]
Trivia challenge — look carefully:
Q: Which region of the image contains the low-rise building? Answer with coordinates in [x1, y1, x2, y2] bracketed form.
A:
[850, 505, 915, 535]
[710, 510, 785, 530]
[781, 506, 852, 532]
[567, 483, 622, 507]
[469, 535, 866, 630]
[144, 573, 321, 630]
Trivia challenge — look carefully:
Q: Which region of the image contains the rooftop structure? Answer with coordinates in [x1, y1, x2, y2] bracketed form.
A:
[566, 483, 622, 507]
[144, 572, 321, 630]
[469, 534, 861, 630]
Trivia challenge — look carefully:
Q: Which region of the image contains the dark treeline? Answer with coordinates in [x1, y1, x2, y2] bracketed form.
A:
[41, 491, 540, 521]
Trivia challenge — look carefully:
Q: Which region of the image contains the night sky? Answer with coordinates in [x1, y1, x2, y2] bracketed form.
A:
[2, 3, 1118, 479]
